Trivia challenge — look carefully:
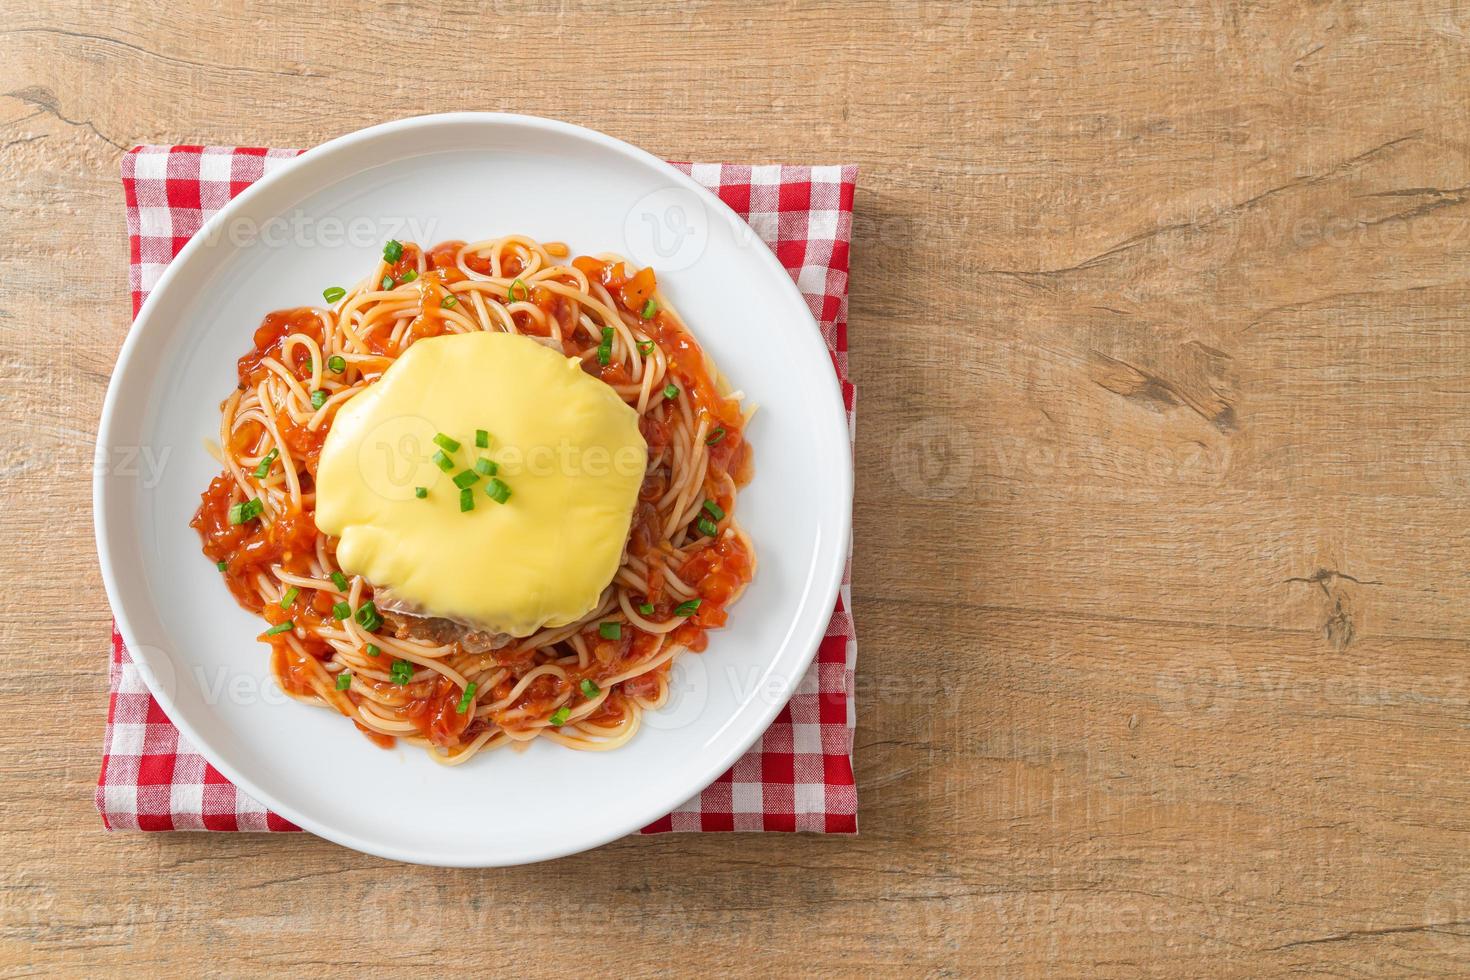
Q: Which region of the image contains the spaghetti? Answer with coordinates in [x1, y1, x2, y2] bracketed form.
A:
[192, 235, 754, 764]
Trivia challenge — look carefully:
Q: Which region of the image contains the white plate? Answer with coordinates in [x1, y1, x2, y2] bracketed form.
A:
[93, 113, 852, 866]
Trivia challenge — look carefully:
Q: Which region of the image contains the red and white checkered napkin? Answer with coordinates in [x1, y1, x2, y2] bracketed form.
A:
[99, 145, 858, 835]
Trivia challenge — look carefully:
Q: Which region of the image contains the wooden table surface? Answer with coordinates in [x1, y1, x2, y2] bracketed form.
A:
[4, 1, 1469, 974]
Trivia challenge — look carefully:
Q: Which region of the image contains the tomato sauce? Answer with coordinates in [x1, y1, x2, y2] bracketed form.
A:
[426, 240, 478, 277]
[404, 676, 473, 748]
[194, 476, 319, 610]
[678, 533, 753, 629]
[400, 270, 454, 348]
[270, 645, 319, 698]
[237, 308, 321, 386]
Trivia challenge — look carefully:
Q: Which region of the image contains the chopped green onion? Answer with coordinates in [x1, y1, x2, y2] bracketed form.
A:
[637, 340, 655, 355]
[475, 429, 489, 449]
[455, 682, 477, 714]
[310, 389, 328, 410]
[332, 601, 351, 620]
[698, 516, 719, 537]
[355, 601, 383, 632]
[703, 499, 725, 521]
[381, 274, 395, 290]
[335, 671, 352, 691]
[664, 383, 679, 400]
[548, 706, 570, 727]
[264, 620, 294, 636]
[390, 659, 413, 685]
[432, 450, 454, 472]
[507, 278, 526, 303]
[484, 477, 511, 504]
[638, 602, 654, 615]
[279, 587, 299, 609]
[252, 448, 278, 479]
[331, 571, 349, 591]
[459, 487, 474, 512]
[452, 469, 479, 489]
[414, 486, 428, 499]
[475, 458, 497, 477]
[706, 428, 726, 445]
[228, 498, 263, 525]
[383, 239, 403, 263]
[597, 326, 613, 366]
[322, 286, 346, 303]
[400, 269, 419, 283]
[675, 599, 702, 617]
[641, 298, 657, 319]
[598, 621, 621, 640]
[366, 643, 381, 657]
[580, 679, 601, 698]
[440, 294, 459, 308]
[433, 433, 461, 453]
[216, 560, 229, 572]
[327, 355, 346, 373]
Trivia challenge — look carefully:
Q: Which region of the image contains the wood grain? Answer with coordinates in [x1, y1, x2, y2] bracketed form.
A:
[3, 0, 1470, 974]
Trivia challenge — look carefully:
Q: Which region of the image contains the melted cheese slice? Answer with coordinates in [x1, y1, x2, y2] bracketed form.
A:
[315, 331, 647, 638]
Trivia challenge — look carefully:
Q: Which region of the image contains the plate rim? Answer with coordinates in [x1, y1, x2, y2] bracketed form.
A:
[93, 111, 853, 866]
